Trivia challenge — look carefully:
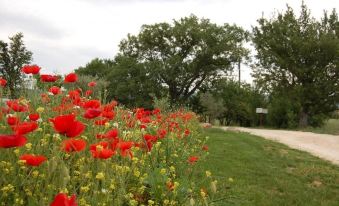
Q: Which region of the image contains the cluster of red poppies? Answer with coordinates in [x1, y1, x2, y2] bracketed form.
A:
[0, 65, 208, 205]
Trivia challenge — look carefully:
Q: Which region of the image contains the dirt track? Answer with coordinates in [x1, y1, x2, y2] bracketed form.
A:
[220, 127, 339, 165]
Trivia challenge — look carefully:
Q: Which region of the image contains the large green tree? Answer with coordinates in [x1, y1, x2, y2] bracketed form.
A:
[75, 58, 114, 78]
[118, 15, 249, 104]
[106, 55, 164, 108]
[252, 4, 339, 127]
[0, 33, 33, 98]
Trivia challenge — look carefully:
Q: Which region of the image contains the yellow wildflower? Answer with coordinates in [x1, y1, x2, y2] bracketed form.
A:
[36, 107, 45, 113]
[96, 172, 105, 180]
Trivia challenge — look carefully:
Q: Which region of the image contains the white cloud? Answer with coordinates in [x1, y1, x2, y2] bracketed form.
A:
[0, 0, 337, 82]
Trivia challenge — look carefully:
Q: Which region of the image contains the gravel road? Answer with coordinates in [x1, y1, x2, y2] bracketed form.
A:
[220, 127, 339, 165]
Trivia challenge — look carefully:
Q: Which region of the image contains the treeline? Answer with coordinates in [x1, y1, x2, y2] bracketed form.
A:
[76, 3, 338, 128]
[1, 3, 338, 128]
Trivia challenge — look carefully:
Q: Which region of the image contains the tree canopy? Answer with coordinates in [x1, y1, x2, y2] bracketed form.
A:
[0, 33, 33, 98]
[118, 15, 249, 104]
[252, 4, 339, 127]
[75, 58, 114, 78]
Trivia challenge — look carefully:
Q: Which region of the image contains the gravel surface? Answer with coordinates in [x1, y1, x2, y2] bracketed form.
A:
[220, 127, 339, 165]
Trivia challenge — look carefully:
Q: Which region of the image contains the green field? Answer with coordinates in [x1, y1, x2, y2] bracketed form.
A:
[200, 128, 339, 206]
[302, 119, 339, 135]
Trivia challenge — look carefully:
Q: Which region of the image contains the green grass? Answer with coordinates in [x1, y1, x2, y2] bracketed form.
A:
[302, 119, 339, 135]
[200, 128, 339, 206]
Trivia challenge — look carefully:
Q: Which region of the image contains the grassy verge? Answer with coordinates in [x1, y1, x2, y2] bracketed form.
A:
[199, 128, 339, 206]
[301, 119, 339, 135]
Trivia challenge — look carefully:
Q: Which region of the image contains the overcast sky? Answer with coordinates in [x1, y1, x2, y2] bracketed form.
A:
[0, 0, 337, 82]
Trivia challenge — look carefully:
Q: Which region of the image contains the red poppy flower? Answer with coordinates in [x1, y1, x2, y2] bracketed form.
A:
[0, 78, 7, 87]
[83, 99, 101, 109]
[90, 141, 109, 150]
[40, 74, 59, 82]
[143, 134, 157, 142]
[1, 107, 10, 114]
[101, 111, 115, 119]
[90, 142, 115, 159]
[20, 154, 47, 166]
[202, 145, 209, 151]
[102, 101, 118, 112]
[166, 181, 175, 191]
[140, 117, 151, 124]
[139, 124, 147, 129]
[12, 121, 38, 135]
[118, 141, 134, 158]
[64, 73, 78, 83]
[85, 90, 92, 97]
[50, 193, 77, 206]
[68, 90, 81, 98]
[94, 118, 109, 126]
[92, 148, 114, 159]
[6, 100, 28, 112]
[184, 129, 190, 136]
[157, 129, 167, 139]
[84, 108, 101, 119]
[105, 128, 119, 139]
[188, 156, 199, 164]
[29, 113, 40, 121]
[152, 108, 161, 115]
[88, 81, 96, 87]
[7, 116, 20, 126]
[21, 65, 41, 75]
[0, 134, 27, 148]
[62, 139, 87, 152]
[67, 90, 82, 105]
[49, 86, 62, 95]
[96, 129, 118, 139]
[50, 114, 85, 138]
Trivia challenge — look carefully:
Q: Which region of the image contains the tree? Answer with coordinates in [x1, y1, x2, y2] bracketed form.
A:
[118, 15, 249, 105]
[0, 33, 33, 98]
[199, 92, 226, 123]
[106, 55, 164, 108]
[75, 58, 114, 78]
[252, 3, 339, 127]
[197, 79, 266, 126]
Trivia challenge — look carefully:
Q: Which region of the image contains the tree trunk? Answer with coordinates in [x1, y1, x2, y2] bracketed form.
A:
[9, 81, 17, 99]
[299, 110, 309, 128]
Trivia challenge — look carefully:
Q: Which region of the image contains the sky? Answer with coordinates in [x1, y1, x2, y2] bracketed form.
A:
[0, 0, 338, 82]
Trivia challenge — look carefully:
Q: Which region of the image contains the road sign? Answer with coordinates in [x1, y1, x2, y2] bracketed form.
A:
[256, 108, 268, 114]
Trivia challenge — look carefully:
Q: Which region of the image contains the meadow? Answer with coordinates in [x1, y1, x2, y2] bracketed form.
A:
[0, 68, 215, 206]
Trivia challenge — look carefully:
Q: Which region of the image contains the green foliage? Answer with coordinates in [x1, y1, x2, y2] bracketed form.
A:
[199, 92, 226, 123]
[267, 93, 300, 128]
[0, 33, 33, 98]
[106, 56, 164, 109]
[303, 119, 339, 135]
[196, 79, 266, 126]
[75, 58, 114, 78]
[151, 95, 171, 113]
[118, 15, 249, 104]
[252, 3, 339, 127]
